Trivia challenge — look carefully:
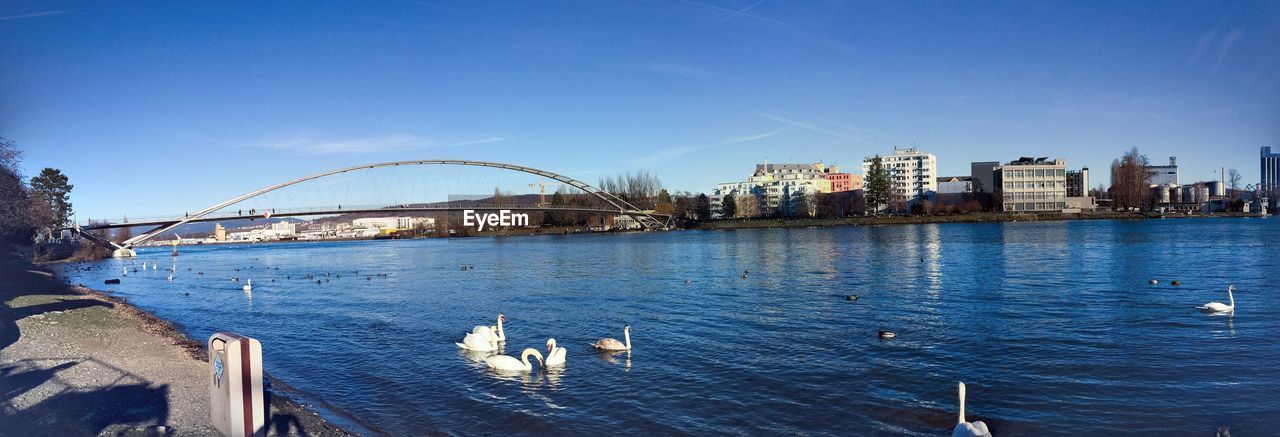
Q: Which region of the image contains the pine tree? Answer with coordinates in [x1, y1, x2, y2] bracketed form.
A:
[720, 194, 737, 218]
[695, 194, 711, 220]
[30, 167, 73, 229]
[864, 155, 891, 214]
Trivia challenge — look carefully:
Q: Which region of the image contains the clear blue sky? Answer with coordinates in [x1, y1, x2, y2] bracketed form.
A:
[3, 1, 1277, 219]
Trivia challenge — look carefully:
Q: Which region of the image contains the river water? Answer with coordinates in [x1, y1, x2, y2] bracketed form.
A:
[57, 218, 1280, 435]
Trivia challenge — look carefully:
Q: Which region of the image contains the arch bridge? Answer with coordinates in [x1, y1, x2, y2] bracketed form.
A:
[75, 160, 671, 256]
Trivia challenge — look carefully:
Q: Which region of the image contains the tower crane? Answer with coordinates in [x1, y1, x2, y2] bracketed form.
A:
[529, 180, 548, 206]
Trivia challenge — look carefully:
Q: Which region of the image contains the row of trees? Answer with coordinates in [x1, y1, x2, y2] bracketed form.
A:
[597, 170, 664, 210]
[1, 139, 75, 248]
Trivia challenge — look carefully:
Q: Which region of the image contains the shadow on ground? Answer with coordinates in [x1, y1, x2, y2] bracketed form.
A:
[1, 256, 350, 436]
[0, 357, 171, 435]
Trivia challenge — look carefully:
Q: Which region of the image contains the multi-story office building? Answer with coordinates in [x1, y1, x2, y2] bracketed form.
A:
[1263, 146, 1280, 193]
[996, 157, 1067, 212]
[863, 147, 937, 201]
[710, 162, 840, 217]
[970, 161, 999, 194]
[1066, 167, 1090, 197]
[1145, 157, 1179, 186]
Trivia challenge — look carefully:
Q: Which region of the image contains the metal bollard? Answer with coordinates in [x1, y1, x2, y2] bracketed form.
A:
[209, 332, 265, 437]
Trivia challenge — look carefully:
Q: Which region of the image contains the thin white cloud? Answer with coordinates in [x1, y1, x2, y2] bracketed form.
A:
[632, 145, 705, 167]
[252, 134, 506, 155]
[722, 128, 786, 144]
[629, 62, 715, 79]
[0, 10, 68, 21]
[448, 136, 507, 147]
[680, 0, 789, 26]
[714, 0, 767, 24]
[1213, 27, 1245, 71]
[1190, 27, 1218, 63]
[758, 112, 871, 144]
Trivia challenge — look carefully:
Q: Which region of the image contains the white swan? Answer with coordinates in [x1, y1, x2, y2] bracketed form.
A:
[486, 347, 543, 372]
[242, 279, 253, 292]
[593, 325, 631, 351]
[1197, 285, 1235, 313]
[952, 382, 991, 437]
[473, 314, 506, 343]
[545, 338, 566, 367]
[456, 326, 498, 351]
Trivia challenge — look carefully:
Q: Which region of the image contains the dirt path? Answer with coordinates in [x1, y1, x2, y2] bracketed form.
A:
[1, 257, 356, 436]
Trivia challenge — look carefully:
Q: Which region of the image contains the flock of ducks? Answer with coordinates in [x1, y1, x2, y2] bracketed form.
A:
[456, 314, 630, 372]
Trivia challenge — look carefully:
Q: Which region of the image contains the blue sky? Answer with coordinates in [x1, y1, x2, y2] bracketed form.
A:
[3, 1, 1278, 219]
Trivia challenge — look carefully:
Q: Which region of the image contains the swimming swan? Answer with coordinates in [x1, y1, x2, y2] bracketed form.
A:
[951, 382, 992, 437]
[474, 314, 506, 343]
[486, 348, 543, 372]
[456, 326, 498, 352]
[545, 338, 567, 367]
[593, 325, 631, 351]
[1197, 285, 1235, 313]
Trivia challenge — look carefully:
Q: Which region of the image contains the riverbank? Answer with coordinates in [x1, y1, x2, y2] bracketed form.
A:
[695, 210, 1269, 230]
[0, 255, 356, 436]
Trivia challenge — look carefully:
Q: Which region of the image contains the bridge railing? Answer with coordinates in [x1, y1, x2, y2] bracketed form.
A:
[77, 203, 652, 228]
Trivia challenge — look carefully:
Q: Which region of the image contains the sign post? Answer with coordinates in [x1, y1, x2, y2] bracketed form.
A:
[209, 332, 265, 437]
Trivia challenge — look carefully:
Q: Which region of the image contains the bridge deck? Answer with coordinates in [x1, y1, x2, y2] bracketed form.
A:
[80, 205, 669, 230]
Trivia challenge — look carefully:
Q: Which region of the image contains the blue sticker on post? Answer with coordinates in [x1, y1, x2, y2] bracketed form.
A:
[214, 354, 224, 387]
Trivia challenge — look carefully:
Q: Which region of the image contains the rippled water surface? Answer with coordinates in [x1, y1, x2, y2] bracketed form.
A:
[58, 218, 1280, 435]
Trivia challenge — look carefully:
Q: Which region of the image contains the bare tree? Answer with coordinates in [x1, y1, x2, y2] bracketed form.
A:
[736, 195, 759, 218]
[1109, 147, 1151, 210]
[1228, 168, 1242, 200]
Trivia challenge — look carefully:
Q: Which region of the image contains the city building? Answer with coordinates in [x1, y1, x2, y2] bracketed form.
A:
[970, 161, 1000, 194]
[214, 223, 226, 242]
[1145, 157, 1179, 186]
[937, 176, 973, 194]
[1066, 167, 1090, 197]
[996, 157, 1067, 212]
[863, 147, 937, 201]
[352, 216, 434, 233]
[825, 172, 863, 192]
[710, 162, 843, 217]
[1263, 146, 1280, 193]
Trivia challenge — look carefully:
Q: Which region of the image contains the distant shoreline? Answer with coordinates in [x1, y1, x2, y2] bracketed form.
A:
[125, 211, 1272, 252]
[694, 211, 1270, 230]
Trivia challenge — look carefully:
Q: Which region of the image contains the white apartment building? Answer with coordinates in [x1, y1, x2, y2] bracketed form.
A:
[997, 157, 1067, 212]
[710, 162, 836, 217]
[863, 147, 937, 201]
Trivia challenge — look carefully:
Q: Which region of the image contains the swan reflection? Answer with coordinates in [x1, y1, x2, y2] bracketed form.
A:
[596, 350, 631, 369]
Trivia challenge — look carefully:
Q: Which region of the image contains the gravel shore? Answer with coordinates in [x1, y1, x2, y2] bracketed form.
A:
[1, 256, 357, 436]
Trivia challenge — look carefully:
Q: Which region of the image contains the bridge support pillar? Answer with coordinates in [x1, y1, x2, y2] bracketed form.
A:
[112, 247, 137, 258]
